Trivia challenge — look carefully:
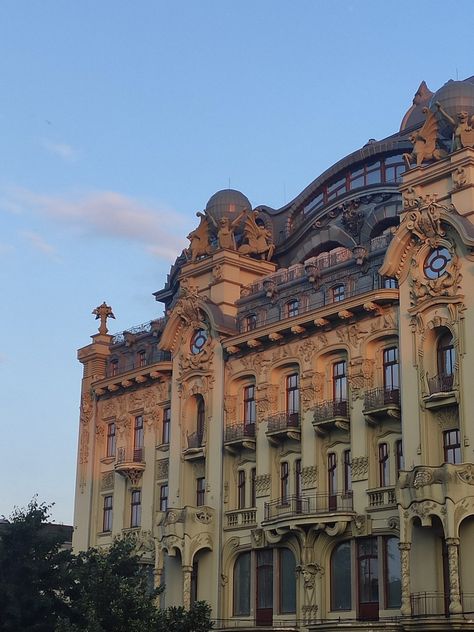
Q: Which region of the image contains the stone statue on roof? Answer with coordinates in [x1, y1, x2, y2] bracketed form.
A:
[403, 107, 447, 168]
[238, 211, 275, 260]
[436, 102, 474, 151]
[186, 212, 213, 262]
[207, 209, 247, 250]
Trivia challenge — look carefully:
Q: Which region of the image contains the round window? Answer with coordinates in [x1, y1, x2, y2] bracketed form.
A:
[423, 247, 451, 280]
[190, 328, 208, 354]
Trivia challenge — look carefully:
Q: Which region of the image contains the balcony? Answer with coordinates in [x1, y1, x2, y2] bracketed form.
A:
[265, 412, 300, 445]
[114, 447, 145, 484]
[363, 387, 400, 424]
[410, 591, 474, 617]
[183, 431, 205, 461]
[225, 508, 257, 530]
[224, 422, 256, 454]
[263, 492, 354, 525]
[424, 373, 457, 409]
[312, 399, 349, 435]
[367, 486, 397, 511]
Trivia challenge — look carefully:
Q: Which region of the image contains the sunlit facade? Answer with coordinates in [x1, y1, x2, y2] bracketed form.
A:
[74, 77, 474, 630]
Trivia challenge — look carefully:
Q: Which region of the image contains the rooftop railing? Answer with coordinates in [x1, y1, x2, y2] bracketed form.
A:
[111, 317, 166, 344]
[107, 349, 171, 377]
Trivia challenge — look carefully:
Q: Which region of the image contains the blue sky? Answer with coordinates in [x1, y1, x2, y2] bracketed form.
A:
[1, 0, 473, 524]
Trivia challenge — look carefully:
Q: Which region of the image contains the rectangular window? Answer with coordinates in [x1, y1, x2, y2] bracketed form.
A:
[106, 422, 116, 457]
[343, 449, 352, 493]
[383, 347, 399, 392]
[102, 495, 113, 532]
[295, 459, 302, 498]
[328, 452, 337, 510]
[286, 373, 299, 418]
[332, 284, 345, 302]
[384, 537, 401, 608]
[286, 299, 299, 318]
[245, 314, 257, 331]
[233, 552, 251, 616]
[196, 477, 206, 506]
[279, 549, 296, 613]
[244, 385, 256, 426]
[162, 407, 171, 444]
[110, 359, 119, 376]
[238, 470, 246, 509]
[134, 415, 144, 460]
[159, 484, 168, 511]
[333, 360, 347, 402]
[280, 462, 289, 502]
[138, 350, 147, 367]
[395, 440, 404, 478]
[130, 489, 141, 527]
[250, 467, 256, 507]
[379, 443, 390, 487]
[444, 429, 461, 464]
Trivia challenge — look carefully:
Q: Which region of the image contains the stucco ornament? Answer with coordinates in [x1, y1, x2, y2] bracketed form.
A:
[351, 456, 368, 481]
[341, 199, 364, 240]
[172, 283, 203, 330]
[238, 211, 275, 260]
[402, 189, 456, 246]
[410, 249, 461, 306]
[92, 301, 115, 335]
[185, 212, 213, 262]
[208, 208, 247, 250]
[403, 107, 447, 168]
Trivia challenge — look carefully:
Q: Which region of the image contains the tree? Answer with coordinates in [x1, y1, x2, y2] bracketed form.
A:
[57, 536, 160, 632]
[155, 602, 214, 632]
[0, 498, 73, 632]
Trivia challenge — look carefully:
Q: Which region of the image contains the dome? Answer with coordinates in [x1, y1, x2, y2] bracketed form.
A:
[429, 79, 474, 120]
[205, 189, 251, 224]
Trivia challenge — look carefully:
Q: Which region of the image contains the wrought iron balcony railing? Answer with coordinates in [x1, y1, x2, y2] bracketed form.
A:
[107, 349, 171, 377]
[224, 422, 256, 442]
[428, 373, 455, 395]
[116, 446, 144, 464]
[364, 387, 400, 410]
[264, 492, 353, 521]
[410, 591, 474, 616]
[186, 431, 204, 449]
[266, 412, 300, 432]
[313, 399, 348, 423]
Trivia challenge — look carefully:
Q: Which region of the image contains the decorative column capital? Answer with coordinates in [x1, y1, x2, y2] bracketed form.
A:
[399, 541, 411, 551]
[446, 537, 460, 547]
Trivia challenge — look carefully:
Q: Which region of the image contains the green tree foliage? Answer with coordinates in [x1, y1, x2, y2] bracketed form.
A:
[0, 498, 73, 632]
[0, 499, 213, 632]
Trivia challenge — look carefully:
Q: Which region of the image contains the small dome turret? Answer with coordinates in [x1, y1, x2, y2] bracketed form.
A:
[205, 189, 251, 224]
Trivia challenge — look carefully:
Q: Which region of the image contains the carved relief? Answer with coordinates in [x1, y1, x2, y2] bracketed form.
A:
[301, 465, 318, 487]
[410, 250, 462, 307]
[402, 190, 456, 245]
[351, 456, 368, 481]
[336, 323, 368, 350]
[102, 398, 118, 419]
[255, 474, 271, 496]
[101, 471, 115, 491]
[452, 167, 467, 190]
[156, 459, 169, 480]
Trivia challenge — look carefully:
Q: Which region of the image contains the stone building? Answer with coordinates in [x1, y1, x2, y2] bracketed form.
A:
[73, 77, 474, 630]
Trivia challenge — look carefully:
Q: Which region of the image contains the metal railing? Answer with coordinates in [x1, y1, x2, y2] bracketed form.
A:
[224, 422, 256, 442]
[107, 349, 171, 377]
[410, 591, 474, 616]
[212, 618, 298, 629]
[428, 373, 455, 395]
[364, 387, 400, 410]
[116, 446, 144, 464]
[111, 317, 166, 344]
[225, 509, 257, 528]
[266, 412, 300, 432]
[313, 399, 348, 423]
[367, 487, 397, 509]
[186, 431, 204, 449]
[264, 492, 353, 521]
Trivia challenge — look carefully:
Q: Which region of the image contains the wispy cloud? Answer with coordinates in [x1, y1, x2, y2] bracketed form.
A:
[21, 231, 60, 261]
[41, 139, 78, 161]
[0, 243, 15, 256]
[3, 188, 186, 261]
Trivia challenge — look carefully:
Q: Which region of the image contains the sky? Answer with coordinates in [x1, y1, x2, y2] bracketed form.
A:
[1, 0, 473, 524]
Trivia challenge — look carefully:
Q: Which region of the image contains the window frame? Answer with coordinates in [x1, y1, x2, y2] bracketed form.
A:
[332, 284, 345, 302]
[286, 373, 299, 416]
[106, 421, 116, 457]
[378, 442, 390, 487]
[250, 467, 256, 508]
[102, 494, 113, 532]
[286, 299, 299, 318]
[280, 462, 289, 503]
[130, 489, 142, 528]
[196, 477, 206, 506]
[343, 449, 352, 493]
[243, 385, 256, 426]
[333, 360, 347, 402]
[443, 429, 461, 464]
[383, 347, 399, 392]
[238, 470, 246, 509]
[159, 484, 168, 512]
[162, 407, 171, 445]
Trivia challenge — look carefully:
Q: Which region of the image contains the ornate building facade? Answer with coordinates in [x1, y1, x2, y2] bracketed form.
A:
[73, 77, 474, 630]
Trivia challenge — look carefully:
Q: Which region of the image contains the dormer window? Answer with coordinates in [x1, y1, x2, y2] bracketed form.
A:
[138, 350, 147, 368]
[332, 284, 345, 302]
[286, 299, 299, 318]
[245, 314, 257, 331]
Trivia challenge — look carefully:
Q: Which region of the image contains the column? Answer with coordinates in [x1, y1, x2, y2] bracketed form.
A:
[399, 542, 411, 616]
[446, 538, 462, 614]
[182, 565, 193, 609]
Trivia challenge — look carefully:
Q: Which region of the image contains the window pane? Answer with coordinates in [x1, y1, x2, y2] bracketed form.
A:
[257, 550, 273, 609]
[331, 542, 351, 610]
[385, 537, 401, 608]
[358, 538, 378, 603]
[279, 549, 296, 613]
[233, 552, 251, 616]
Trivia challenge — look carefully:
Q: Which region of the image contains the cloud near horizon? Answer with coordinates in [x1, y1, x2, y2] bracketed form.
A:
[3, 188, 187, 261]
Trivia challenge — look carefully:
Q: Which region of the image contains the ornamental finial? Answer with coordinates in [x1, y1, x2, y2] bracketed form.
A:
[92, 302, 115, 335]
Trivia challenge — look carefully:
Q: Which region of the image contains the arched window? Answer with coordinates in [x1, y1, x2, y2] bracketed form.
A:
[233, 552, 251, 616]
[331, 542, 351, 610]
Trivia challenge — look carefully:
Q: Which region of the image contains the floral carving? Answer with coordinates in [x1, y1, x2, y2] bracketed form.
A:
[457, 465, 474, 485]
[255, 474, 271, 496]
[156, 459, 169, 480]
[351, 456, 368, 481]
[301, 465, 318, 487]
[413, 469, 433, 488]
[101, 471, 115, 490]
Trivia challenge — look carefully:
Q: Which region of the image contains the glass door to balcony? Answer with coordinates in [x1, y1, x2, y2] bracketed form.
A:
[358, 538, 379, 621]
[256, 549, 273, 626]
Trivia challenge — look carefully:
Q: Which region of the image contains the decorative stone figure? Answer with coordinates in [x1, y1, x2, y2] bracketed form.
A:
[436, 102, 474, 151]
[403, 107, 447, 168]
[186, 212, 213, 262]
[92, 302, 115, 334]
[208, 209, 247, 250]
[238, 211, 275, 260]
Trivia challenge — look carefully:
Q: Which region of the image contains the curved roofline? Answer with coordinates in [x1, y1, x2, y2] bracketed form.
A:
[255, 136, 413, 218]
